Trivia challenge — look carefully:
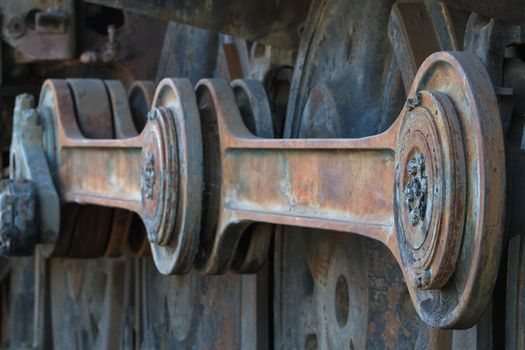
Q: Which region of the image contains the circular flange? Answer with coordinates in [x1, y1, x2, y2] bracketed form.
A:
[400, 52, 505, 328]
[394, 90, 466, 290]
[145, 78, 203, 275]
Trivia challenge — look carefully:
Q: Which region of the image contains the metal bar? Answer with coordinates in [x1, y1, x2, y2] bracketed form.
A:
[222, 122, 400, 246]
[224, 147, 395, 242]
[59, 136, 143, 213]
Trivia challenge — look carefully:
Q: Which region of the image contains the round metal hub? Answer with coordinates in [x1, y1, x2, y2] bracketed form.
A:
[147, 78, 203, 275]
[395, 90, 466, 290]
[140, 107, 178, 246]
[402, 52, 505, 328]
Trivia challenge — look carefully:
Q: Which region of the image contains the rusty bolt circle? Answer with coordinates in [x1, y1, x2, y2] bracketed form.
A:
[6, 17, 26, 38]
[405, 152, 428, 226]
[394, 90, 466, 293]
[415, 269, 432, 289]
[147, 79, 203, 275]
[147, 108, 160, 121]
[140, 107, 178, 246]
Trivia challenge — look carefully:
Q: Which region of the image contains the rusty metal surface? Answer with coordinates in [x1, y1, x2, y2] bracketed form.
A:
[147, 79, 203, 274]
[388, 1, 461, 91]
[0, 0, 520, 347]
[5, 50, 504, 330]
[9, 94, 60, 256]
[0, 179, 37, 256]
[229, 79, 274, 273]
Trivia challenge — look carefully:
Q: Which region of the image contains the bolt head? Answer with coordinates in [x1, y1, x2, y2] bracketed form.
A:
[6, 17, 26, 38]
[407, 159, 418, 175]
[416, 153, 425, 171]
[147, 230, 157, 243]
[409, 207, 421, 226]
[416, 269, 432, 289]
[404, 186, 414, 202]
[420, 177, 428, 193]
[406, 92, 421, 111]
[147, 108, 160, 121]
[411, 180, 422, 197]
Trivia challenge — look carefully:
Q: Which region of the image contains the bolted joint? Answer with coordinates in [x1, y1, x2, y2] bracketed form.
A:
[0, 180, 38, 256]
[147, 108, 161, 121]
[141, 152, 156, 201]
[405, 152, 428, 226]
[406, 92, 421, 111]
[415, 269, 432, 289]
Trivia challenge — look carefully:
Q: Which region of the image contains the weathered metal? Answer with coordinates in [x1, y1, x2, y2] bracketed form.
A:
[82, 0, 309, 50]
[5, 49, 505, 329]
[229, 79, 274, 273]
[146, 79, 203, 274]
[9, 93, 60, 256]
[191, 52, 504, 328]
[0, 179, 37, 256]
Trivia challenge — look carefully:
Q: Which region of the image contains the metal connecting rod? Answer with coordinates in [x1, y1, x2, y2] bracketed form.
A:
[5, 52, 505, 329]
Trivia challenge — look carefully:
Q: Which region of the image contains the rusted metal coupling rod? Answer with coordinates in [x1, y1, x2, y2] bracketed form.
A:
[4, 52, 505, 329]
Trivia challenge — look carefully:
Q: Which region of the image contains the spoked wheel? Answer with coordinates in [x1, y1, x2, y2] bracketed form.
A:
[276, 0, 507, 348]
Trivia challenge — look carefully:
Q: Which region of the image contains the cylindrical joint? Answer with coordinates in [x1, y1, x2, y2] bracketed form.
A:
[394, 90, 466, 290]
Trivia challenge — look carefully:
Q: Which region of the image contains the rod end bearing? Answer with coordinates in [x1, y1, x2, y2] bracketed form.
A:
[395, 90, 466, 291]
[141, 79, 203, 275]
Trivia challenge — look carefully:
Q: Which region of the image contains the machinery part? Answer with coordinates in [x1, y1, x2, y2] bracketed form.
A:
[388, 1, 461, 91]
[228, 79, 275, 273]
[1, 0, 74, 62]
[192, 52, 504, 329]
[0, 180, 37, 256]
[38, 78, 202, 272]
[6, 51, 503, 328]
[128, 80, 156, 132]
[146, 79, 203, 274]
[104, 79, 140, 258]
[83, 0, 309, 50]
[121, 81, 155, 257]
[9, 94, 60, 256]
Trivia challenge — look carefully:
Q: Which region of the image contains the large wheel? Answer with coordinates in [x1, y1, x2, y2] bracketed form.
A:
[276, 0, 508, 348]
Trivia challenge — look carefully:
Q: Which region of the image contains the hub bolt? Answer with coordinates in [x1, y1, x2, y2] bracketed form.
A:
[404, 153, 428, 226]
